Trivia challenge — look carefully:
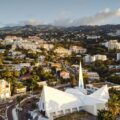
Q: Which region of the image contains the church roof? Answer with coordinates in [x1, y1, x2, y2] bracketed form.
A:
[89, 85, 109, 101]
[40, 86, 84, 113]
[39, 85, 109, 114]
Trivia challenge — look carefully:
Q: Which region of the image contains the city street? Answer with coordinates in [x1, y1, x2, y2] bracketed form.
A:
[7, 104, 15, 120]
[0, 116, 4, 120]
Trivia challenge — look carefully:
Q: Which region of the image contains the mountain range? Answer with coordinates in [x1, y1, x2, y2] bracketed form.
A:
[0, 24, 120, 36]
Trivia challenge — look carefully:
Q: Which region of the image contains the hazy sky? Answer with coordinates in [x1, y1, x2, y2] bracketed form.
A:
[0, 0, 120, 27]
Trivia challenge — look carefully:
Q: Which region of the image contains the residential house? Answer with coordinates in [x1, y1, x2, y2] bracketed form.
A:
[69, 46, 87, 54]
[0, 79, 11, 99]
[54, 47, 71, 57]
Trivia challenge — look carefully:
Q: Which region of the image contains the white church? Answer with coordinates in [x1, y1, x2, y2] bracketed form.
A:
[38, 62, 109, 119]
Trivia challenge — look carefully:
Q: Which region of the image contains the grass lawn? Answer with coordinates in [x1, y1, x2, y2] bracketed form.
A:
[55, 111, 97, 120]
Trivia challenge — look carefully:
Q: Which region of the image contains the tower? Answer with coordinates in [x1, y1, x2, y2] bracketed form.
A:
[79, 61, 84, 89]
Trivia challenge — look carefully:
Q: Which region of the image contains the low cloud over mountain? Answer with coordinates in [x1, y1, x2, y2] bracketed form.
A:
[1, 8, 120, 28]
[53, 8, 120, 26]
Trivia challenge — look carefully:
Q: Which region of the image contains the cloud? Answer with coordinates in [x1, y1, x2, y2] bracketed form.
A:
[19, 19, 45, 26]
[53, 11, 72, 26]
[2, 19, 45, 27]
[54, 18, 72, 27]
[53, 8, 120, 26]
[1, 8, 120, 28]
[19, 8, 120, 27]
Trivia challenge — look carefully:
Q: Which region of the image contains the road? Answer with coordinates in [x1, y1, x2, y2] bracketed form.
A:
[7, 104, 15, 120]
[0, 101, 15, 120]
[0, 92, 40, 120]
[0, 116, 4, 120]
[0, 100, 17, 120]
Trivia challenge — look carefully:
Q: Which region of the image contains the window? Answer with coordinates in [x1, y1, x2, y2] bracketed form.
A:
[42, 103, 44, 109]
[72, 108, 77, 112]
[65, 109, 70, 114]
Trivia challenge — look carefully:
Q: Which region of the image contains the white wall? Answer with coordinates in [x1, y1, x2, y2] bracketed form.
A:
[83, 105, 97, 116]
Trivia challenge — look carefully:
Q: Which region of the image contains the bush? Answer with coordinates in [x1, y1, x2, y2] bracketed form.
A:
[97, 109, 116, 120]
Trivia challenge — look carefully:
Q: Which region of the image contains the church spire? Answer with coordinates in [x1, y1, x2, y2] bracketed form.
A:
[79, 61, 84, 89]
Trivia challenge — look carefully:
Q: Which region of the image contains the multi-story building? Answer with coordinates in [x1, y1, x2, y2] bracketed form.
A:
[86, 72, 100, 81]
[102, 40, 120, 50]
[0, 79, 11, 99]
[117, 53, 120, 61]
[94, 54, 107, 61]
[84, 54, 107, 63]
[107, 30, 120, 37]
[69, 46, 87, 54]
[3, 36, 23, 45]
[83, 54, 92, 63]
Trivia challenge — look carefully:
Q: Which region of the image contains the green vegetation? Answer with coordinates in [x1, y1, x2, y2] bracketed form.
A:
[98, 109, 116, 120]
[98, 88, 120, 120]
[107, 75, 120, 84]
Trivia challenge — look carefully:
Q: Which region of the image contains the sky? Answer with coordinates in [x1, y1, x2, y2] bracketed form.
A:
[0, 0, 120, 27]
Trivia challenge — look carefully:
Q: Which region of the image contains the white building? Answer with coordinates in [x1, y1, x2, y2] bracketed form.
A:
[107, 30, 120, 37]
[38, 62, 109, 119]
[87, 35, 100, 39]
[38, 85, 109, 119]
[83, 54, 92, 63]
[2, 36, 42, 52]
[54, 47, 71, 57]
[94, 54, 107, 61]
[117, 53, 120, 61]
[69, 46, 87, 54]
[0, 79, 11, 99]
[84, 54, 107, 63]
[102, 40, 120, 50]
[3, 36, 23, 45]
[86, 72, 100, 81]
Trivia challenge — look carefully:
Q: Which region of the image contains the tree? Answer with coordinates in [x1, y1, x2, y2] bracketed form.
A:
[108, 94, 120, 116]
[0, 59, 3, 65]
[97, 109, 116, 120]
[20, 67, 27, 75]
[107, 75, 120, 84]
[98, 88, 120, 120]
[83, 73, 89, 84]
[70, 75, 77, 87]
[13, 71, 20, 77]
[9, 77, 18, 95]
[2, 70, 13, 78]
[32, 75, 40, 81]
